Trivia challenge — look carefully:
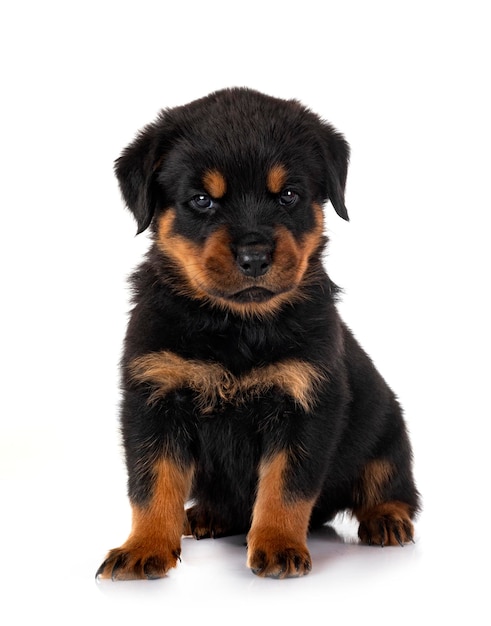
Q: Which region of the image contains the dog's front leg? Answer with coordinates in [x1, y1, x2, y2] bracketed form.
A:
[97, 456, 193, 580]
[97, 384, 195, 582]
[247, 451, 315, 578]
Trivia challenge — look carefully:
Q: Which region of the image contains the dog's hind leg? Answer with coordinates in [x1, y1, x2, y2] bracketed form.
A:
[352, 458, 420, 546]
[356, 501, 415, 546]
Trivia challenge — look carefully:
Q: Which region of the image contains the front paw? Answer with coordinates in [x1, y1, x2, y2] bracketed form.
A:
[247, 536, 312, 578]
[96, 541, 181, 581]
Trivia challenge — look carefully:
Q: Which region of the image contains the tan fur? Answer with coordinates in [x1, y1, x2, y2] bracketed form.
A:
[129, 350, 326, 413]
[202, 169, 227, 198]
[247, 452, 315, 577]
[353, 459, 394, 512]
[97, 460, 194, 579]
[355, 501, 415, 546]
[156, 210, 210, 299]
[266, 164, 288, 194]
[155, 203, 325, 318]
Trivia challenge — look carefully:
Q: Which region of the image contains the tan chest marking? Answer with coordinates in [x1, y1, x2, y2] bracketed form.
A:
[129, 350, 325, 413]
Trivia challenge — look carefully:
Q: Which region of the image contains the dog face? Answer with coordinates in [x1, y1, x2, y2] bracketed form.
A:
[115, 88, 350, 315]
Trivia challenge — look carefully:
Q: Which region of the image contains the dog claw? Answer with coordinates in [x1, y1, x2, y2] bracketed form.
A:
[95, 563, 105, 580]
[394, 527, 404, 547]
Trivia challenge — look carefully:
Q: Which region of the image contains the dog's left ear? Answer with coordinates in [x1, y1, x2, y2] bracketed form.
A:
[318, 124, 350, 221]
[115, 115, 175, 235]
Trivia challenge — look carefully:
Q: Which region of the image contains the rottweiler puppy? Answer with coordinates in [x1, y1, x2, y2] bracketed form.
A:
[96, 88, 420, 580]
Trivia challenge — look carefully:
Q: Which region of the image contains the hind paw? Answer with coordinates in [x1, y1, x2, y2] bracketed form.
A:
[184, 505, 234, 539]
[357, 501, 415, 547]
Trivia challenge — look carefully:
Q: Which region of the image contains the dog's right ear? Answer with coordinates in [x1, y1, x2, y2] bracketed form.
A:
[115, 116, 172, 235]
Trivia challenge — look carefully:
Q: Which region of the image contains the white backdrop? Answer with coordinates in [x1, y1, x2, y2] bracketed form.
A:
[1, 1, 489, 624]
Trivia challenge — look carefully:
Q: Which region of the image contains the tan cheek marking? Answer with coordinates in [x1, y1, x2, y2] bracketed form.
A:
[271, 203, 324, 287]
[274, 204, 324, 285]
[295, 202, 325, 280]
[273, 226, 302, 277]
[156, 211, 210, 299]
[157, 210, 198, 267]
[267, 164, 288, 194]
[203, 169, 227, 198]
[158, 215, 240, 300]
[129, 351, 326, 413]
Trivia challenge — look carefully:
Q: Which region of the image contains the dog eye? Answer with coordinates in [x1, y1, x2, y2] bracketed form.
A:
[190, 194, 216, 213]
[278, 189, 299, 207]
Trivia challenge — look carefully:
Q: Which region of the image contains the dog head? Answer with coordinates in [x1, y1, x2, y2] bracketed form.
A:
[115, 88, 350, 315]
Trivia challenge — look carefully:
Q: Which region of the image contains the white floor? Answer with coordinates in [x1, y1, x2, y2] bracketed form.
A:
[1, 448, 487, 625]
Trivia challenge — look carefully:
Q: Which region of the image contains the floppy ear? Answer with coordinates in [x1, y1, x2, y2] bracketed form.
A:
[115, 119, 166, 234]
[319, 124, 350, 221]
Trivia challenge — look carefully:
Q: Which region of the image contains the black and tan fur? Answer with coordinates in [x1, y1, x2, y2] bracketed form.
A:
[96, 88, 420, 580]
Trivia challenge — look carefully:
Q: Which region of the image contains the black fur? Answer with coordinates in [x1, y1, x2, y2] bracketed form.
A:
[97, 88, 420, 581]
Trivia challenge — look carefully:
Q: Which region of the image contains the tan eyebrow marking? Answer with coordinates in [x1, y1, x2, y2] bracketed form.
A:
[202, 169, 227, 198]
[267, 164, 288, 194]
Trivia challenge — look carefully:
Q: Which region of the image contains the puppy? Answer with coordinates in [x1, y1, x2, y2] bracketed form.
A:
[96, 88, 420, 580]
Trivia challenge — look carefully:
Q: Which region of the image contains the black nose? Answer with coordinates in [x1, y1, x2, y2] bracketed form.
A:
[236, 245, 272, 277]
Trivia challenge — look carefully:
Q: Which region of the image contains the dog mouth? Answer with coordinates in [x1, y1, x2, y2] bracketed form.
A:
[226, 287, 276, 303]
